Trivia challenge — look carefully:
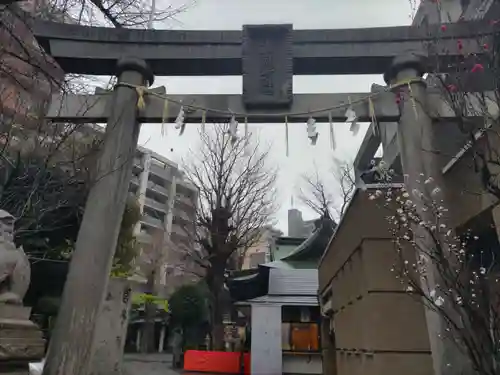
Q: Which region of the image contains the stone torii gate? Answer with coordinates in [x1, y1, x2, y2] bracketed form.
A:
[35, 20, 494, 375]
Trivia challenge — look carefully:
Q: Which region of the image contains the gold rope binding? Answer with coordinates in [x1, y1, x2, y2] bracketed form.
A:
[135, 86, 146, 110]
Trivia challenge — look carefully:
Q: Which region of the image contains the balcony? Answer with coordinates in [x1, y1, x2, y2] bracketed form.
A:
[132, 157, 143, 174]
[144, 197, 167, 213]
[174, 211, 194, 225]
[147, 181, 169, 197]
[150, 162, 173, 179]
[175, 195, 195, 210]
[142, 214, 164, 229]
[130, 176, 139, 187]
[171, 223, 190, 238]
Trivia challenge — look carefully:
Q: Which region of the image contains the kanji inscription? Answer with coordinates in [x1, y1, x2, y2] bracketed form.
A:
[242, 24, 293, 109]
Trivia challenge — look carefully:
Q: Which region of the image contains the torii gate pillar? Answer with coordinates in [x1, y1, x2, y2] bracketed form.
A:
[385, 54, 471, 375]
[42, 58, 153, 375]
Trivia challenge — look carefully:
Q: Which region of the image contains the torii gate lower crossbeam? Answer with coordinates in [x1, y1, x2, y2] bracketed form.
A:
[46, 87, 494, 125]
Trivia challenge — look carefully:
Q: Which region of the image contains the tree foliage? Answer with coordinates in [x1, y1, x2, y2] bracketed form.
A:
[169, 282, 209, 350]
[169, 283, 207, 328]
[131, 293, 168, 312]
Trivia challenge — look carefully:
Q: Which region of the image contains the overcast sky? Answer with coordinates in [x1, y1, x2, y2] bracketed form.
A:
[130, 0, 416, 234]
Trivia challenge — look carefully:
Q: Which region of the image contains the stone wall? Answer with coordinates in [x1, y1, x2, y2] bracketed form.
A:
[318, 188, 433, 375]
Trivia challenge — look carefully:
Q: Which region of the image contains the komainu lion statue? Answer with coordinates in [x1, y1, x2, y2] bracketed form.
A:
[0, 209, 30, 304]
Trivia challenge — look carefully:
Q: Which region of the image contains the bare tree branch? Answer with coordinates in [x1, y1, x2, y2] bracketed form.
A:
[299, 157, 355, 221]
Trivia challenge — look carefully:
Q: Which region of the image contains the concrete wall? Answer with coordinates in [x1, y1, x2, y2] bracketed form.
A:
[444, 130, 500, 229]
[318, 189, 433, 375]
[283, 353, 322, 375]
[91, 278, 132, 375]
[320, 318, 336, 375]
[250, 304, 282, 375]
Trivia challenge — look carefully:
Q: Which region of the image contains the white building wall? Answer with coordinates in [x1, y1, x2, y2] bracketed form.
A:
[250, 304, 282, 375]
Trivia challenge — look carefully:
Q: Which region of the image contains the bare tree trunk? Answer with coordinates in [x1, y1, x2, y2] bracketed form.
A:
[140, 271, 156, 353]
[211, 286, 225, 351]
[207, 261, 226, 351]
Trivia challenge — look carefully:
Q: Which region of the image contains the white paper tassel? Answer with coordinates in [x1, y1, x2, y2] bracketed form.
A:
[161, 99, 169, 137]
[328, 112, 336, 150]
[306, 116, 318, 145]
[345, 107, 359, 136]
[229, 115, 238, 144]
[201, 110, 206, 133]
[175, 105, 186, 135]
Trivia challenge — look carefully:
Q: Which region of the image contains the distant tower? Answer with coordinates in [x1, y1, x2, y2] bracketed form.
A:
[287, 208, 304, 237]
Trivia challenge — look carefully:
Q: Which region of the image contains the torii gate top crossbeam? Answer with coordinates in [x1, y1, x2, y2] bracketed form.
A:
[33, 20, 490, 76]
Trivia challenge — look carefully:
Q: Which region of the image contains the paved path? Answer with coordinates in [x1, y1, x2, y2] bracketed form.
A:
[123, 353, 181, 375]
[123, 353, 223, 375]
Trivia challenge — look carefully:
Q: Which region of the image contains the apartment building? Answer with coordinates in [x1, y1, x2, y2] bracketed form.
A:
[241, 226, 283, 270]
[129, 146, 201, 295]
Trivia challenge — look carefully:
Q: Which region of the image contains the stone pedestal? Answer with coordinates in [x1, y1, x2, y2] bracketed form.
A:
[0, 305, 45, 375]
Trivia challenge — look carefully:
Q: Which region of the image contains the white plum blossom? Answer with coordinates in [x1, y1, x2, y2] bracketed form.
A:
[431, 187, 441, 196]
[435, 296, 445, 307]
[368, 164, 499, 371]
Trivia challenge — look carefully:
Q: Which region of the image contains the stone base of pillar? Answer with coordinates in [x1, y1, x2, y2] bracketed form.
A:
[0, 305, 45, 375]
[90, 278, 132, 375]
